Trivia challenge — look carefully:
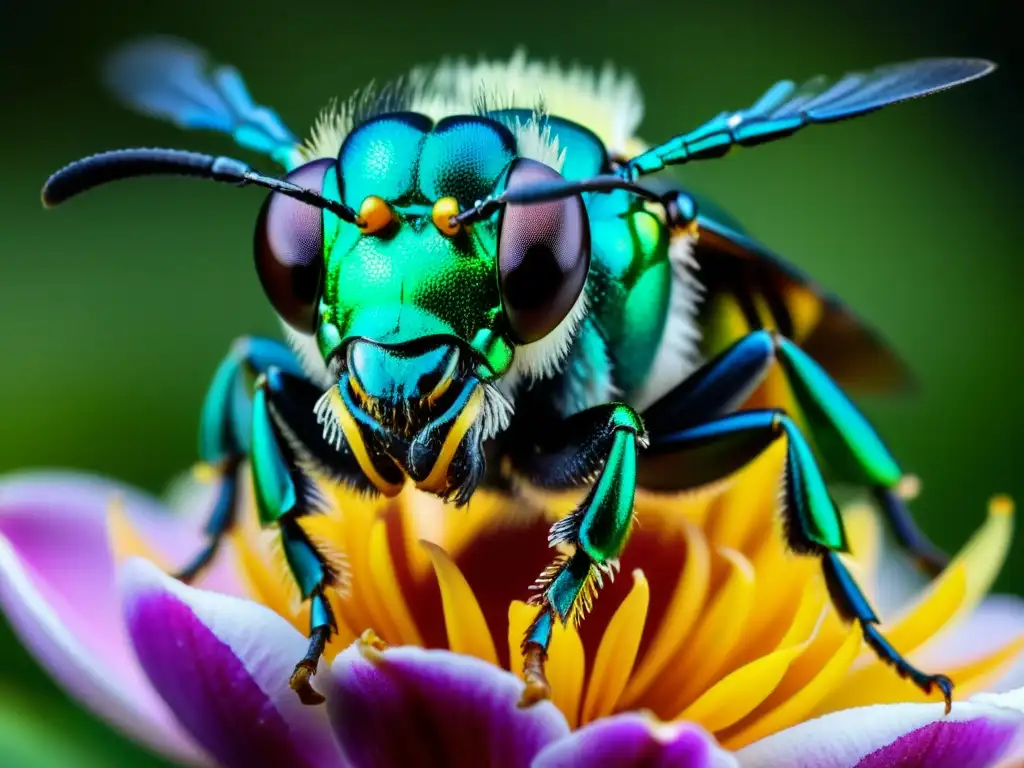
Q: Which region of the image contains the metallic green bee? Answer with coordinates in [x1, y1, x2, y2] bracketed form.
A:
[42, 39, 994, 710]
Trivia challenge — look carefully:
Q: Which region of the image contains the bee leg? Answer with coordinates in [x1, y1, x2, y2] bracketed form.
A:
[250, 367, 373, 705]
[873, 487, 950, 577]
[771, 335, 951, 576]
[642, 330, 949, 575]
[279, 520, 336, 706]
[823, 549, 953, 713]
[173, 455, 240, 583]
[520, 551, 595, 706]
[175, 336, 305, 583]
[641, 409, 954, 711]
[510, 404, 645, 706]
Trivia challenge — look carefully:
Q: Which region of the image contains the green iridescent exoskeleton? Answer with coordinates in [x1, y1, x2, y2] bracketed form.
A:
[318, 114, 514, 376]
[313, 110, 674, 393]
[41, 37, 996, 711]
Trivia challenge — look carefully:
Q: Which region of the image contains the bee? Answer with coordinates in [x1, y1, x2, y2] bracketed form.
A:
[41, 39, 994, 709]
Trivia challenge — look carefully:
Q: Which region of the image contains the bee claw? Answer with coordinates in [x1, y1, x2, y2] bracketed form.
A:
[290, 663, 325, 706]
[930, 674, 954, 715]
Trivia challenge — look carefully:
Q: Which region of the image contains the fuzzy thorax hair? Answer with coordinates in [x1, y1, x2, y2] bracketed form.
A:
[297, 50, 644, 165]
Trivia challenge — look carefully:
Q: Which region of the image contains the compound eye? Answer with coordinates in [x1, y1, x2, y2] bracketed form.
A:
[497, 158, 590, 344]
[254, 158, 333, 333]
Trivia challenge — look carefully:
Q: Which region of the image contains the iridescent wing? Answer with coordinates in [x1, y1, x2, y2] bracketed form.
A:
[628, 58, 994, 177]
[682, 189, 914, 394]
[103, 37, 302, 168]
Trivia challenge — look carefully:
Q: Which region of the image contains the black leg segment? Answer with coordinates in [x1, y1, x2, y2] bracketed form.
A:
[823, 551, 953, 712]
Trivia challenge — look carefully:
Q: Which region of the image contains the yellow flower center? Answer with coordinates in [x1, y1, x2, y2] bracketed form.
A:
[111, 444, 1020, 750]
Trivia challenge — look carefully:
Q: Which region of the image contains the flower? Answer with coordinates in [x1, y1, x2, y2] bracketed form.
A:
[1, 452, 1023, 768]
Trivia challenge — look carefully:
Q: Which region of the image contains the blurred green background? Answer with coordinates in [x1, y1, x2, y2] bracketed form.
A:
[0, 0, 1017, 763]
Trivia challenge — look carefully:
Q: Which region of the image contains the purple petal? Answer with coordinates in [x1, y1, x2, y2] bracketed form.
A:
[327, 643, 569, 768]
[121, 558, 343, 768]
[0, 471, 242, 651]
[532, 713, 738, 768]
[736, 688, 1024, 768]
[917, 594, 1024, 692]
[0, 473, 212, 763]
[853, 718, 1017, 767]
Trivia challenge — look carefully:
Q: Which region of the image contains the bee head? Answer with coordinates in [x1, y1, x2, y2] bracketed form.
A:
[40, 111, 656, 500]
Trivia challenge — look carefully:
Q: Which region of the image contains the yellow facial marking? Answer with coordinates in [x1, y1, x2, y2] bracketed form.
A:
[432, 197, 461, 236]
[358, 195, 394, 235]
[330, 386, 404, 496]
[348, 370, 370, 404]
[425, 349, 460, 406]
[425, 376, 453, 407]
[417, 386, 485, 494]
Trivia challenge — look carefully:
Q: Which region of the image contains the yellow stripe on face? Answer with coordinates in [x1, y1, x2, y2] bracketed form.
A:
[348, 369, 370, 404]
[331, 386, 405, 497]
[416, 386, 485, 495]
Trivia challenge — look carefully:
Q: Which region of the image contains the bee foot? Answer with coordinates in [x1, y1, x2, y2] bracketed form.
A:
[290, 662, 325, 706]
[518, 642, 551, 707]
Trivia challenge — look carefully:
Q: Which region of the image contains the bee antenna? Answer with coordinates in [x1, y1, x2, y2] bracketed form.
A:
[451, 173, 664, 227]
[41, 148, 362, 224]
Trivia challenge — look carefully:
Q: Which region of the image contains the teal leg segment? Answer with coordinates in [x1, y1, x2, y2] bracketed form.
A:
[279, 517, 337, 706]
[512, 404, 645, 704]
[775, 336, 901, 486]
[182, 339, 366, 705]
[199, 337, 304, 463]
[774, 336, 949, 574]
[250, 380, 300, 525]
[250, 366, 368, 705]
[176, 336, 302, 582]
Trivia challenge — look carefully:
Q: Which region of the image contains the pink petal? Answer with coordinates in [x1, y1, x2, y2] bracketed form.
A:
[327, 643, 569, 768]
[736, 687, 1024, 768]
[532, 713, 738, 768]
[121, 558, 343, 768]
[916, 594, 1024, 692]
[0, 472, 214, 763]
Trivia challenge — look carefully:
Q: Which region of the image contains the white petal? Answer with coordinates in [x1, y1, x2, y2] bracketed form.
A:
[737, 687, 1024, 768]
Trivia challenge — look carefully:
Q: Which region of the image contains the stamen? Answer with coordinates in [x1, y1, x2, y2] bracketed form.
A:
[358, 628, 390, 655]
